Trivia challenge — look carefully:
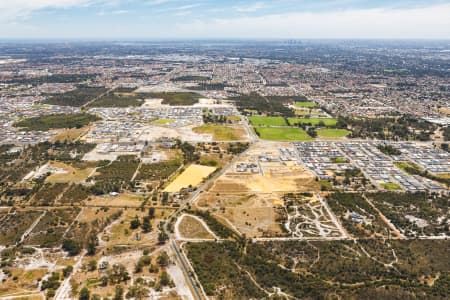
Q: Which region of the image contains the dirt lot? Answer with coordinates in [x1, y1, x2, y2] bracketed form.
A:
[196, 192, 286, 238]
[193, 141, 320, 238]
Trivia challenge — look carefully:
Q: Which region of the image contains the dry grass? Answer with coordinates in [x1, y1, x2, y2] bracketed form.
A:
[0, 268, 47, 297]
[46, 161, 94, 184]
[87, 193, 144, 207]
[178, 215, 214, 239]
[51, 126, 89, 142]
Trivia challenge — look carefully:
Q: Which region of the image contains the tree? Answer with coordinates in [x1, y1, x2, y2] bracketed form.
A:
[157, 252, 170, 267]
[87, 259, 97, 272]
[87, 234, 97, 255]
[62, 239, 81, 256]
[159, 271, 171, 286]
[141, 216, 152, 233]
[63, 265, 73, 278]
[130, 216, 141, 229]
[126, 284, 149, 300]
[113, 285, 124, 300]
[107, 264, 130, 284]
[79, 287, 90, 300]
[158, 230, 168, 244]
[148, 207, 155, 219]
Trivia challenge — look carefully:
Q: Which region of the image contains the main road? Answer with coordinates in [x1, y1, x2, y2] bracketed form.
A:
[162, 145, 251, 300]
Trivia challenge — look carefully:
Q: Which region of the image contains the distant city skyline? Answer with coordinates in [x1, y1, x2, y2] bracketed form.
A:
[1, 0, 450, 39]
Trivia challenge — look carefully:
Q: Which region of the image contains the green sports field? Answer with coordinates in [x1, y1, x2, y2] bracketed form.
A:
[288, 118, 337, 127]
[317, 128, 350, 139]
[255, 127, 312, 141]
[248, 116, 287, 127]
[294, 101, 317, 108]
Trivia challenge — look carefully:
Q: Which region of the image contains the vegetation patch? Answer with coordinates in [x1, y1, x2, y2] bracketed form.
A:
[147, 92, 201, 106]
[326, 192, 393, 238]
[90, 155, 140, 195]
[136, 159, 181, 182]
[294, 101, 317, 108]
[89, 89, 149, 107]
[14, 113, 99, 132]
[0, 210, 42, 246]
[24, 207, 81, 248]
[43, 86, 108, 106]
[367, 192, 449, 237]
[187, 239, 450, 299]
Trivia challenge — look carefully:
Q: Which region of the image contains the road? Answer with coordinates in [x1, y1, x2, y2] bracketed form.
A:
[162, 145, 252, 300]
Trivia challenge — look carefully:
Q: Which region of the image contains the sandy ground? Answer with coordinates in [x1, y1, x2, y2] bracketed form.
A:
[164, 164, 217, 193]
[166, 263, 195, 300]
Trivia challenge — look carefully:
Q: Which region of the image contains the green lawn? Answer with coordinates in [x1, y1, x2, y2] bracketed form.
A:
[288, 118, 337, 127]
[381, 182, 402, 191]
[255, 127, 312, 141]
[248, 116, 287, 127]
[153, 119, 175, 125]
[317, 129, 350, 139]
[294, 101, 317, 108]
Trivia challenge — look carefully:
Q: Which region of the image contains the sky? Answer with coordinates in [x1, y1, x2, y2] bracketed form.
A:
[0, 0, 449, 39]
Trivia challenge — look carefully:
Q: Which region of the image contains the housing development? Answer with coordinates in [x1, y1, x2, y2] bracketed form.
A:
[0, 40, 449, 300]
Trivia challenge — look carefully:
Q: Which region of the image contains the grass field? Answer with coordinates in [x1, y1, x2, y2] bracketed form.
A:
[193, 124, 245, 141]
[294, 101, 317, 108]
[152, 119, 175, 125]
[288, 117, 337, 126]
[255, 127, 312, 141]
[317, 128, 350, 139]
[164, 164, 217, 192]
[248, 116, 287, 126]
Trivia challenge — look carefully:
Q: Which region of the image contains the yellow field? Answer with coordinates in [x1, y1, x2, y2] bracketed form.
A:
[164, 164, 217, 192]
[46, 161, 94, 183]
[439, 107, 450, 115]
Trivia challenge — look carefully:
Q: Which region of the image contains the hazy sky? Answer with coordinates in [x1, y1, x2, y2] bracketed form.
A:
[0, 0, 449, 39]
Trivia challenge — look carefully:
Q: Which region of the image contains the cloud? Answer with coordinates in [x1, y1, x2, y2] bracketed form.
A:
[0, 0, 96, 20]
[175, 3, 450, 39]
[234, 2, 266, 13]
